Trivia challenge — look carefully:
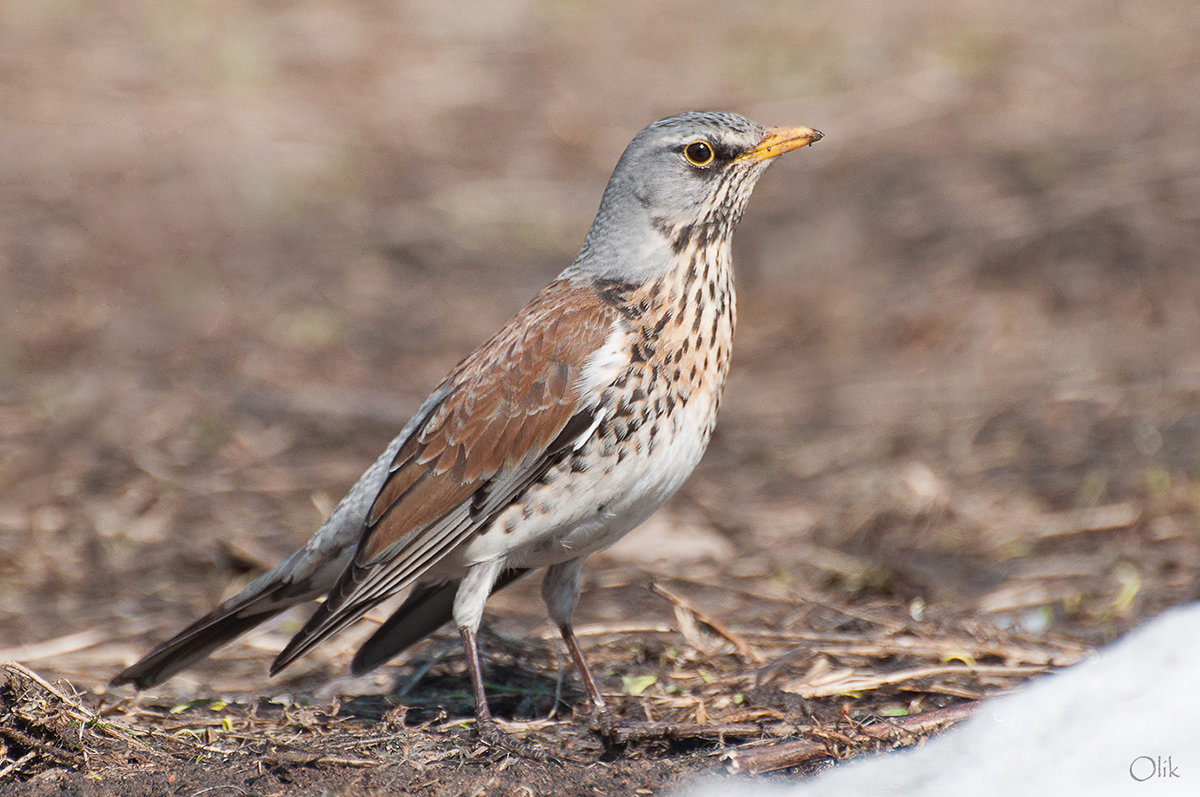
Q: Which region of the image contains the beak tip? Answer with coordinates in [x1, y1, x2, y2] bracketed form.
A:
[738, 126, 825, 163]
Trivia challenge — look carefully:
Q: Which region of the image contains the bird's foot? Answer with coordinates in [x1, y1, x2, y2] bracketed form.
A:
[585, 704, 617, 741]
[577, 703, 629, 754]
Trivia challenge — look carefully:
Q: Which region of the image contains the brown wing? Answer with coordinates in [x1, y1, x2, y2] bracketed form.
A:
[270, 278, 620, 672]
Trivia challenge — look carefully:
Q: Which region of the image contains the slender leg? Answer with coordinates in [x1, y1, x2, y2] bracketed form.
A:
[455, 561, 549, 758]
[458, 626, 498, 734]
[544, 559, 615, 737]
[558, 621, 616, 738]
[558, 622, 606, 712]
[453, 562, 502, 735]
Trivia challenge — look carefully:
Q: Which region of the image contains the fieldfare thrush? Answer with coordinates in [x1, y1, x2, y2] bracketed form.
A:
[113, 112, 822, 747]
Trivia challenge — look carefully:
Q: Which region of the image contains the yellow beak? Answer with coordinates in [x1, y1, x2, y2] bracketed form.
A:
[736, 126, 824, 163]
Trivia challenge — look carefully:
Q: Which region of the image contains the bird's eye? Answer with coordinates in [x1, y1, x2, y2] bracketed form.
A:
[683, 140, 715, 167]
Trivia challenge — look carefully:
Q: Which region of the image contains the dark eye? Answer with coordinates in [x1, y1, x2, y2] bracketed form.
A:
[683, 140, 715, 167]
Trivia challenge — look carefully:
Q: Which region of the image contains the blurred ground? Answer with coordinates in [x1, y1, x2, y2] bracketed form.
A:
[2, 0, 1200, 793]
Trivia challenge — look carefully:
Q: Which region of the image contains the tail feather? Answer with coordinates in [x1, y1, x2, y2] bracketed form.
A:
[350, 568, 530, 676]
[112, 545, 350, 689]
[268, 561, 381, 676]
[112, 434, 403, 690]
[112, 603, 286, 690]
[269, 595, 381, 676]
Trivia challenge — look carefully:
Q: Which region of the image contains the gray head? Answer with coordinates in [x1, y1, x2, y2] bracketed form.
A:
[573, 111, 822, 280]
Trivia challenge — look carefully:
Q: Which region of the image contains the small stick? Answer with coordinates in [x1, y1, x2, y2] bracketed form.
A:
[1, 662, 95, 723]
[607, 720, 791, 744]
[721, 701, 980, 775]
[784, 663, 1048, 699]
[650, 583, 764, 664]
[541, 622, 675, 639]
[261, 751, 379, 768]
[745, 633, 1086, 668]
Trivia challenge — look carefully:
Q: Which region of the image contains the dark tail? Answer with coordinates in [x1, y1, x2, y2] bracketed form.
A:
[111, 603, 287, 690]
[111, 550, 338, 689]
[350, 568, 530, 676]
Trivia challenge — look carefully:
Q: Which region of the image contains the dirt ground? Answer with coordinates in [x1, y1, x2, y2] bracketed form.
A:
[3, 0, 1200, 794]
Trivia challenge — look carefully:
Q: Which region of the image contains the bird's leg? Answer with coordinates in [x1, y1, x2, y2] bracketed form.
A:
[457, 625, 552, 760]
[558, 621, 614, 738]
[543, 558, 616, 740]
[458, 626, 498, 736]
[455, 561, 550, 759]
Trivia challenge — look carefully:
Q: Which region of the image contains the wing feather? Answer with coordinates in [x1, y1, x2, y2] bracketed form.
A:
[270, 279, 621, 673]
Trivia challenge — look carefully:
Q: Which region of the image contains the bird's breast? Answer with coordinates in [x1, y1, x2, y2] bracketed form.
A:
[449, 252, 737, 571]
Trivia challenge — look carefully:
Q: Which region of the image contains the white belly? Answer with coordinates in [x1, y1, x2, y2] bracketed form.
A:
[449, 384, 719, 571]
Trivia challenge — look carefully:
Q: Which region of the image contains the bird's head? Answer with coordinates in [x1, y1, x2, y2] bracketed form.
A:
[575, 111, 822, 280]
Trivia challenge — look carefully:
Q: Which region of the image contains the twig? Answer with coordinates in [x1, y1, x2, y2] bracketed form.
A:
[608, 720, 792, 744]
[189, 785, 251, 796]
[1034, 502, 1140, 539]
[0, 724, 84, 769]
[720, 701, 980, 775]
[744, 631, 1086, 668]
[0, 751, 37, 780]
[1, 662, 96, 724]
[668, 575, 910, 633]
[781, 663, 1047, 699]
[2, 663, 181, 760]
[540, 622, 675, 639]
[650, 583, 764, 664]
[261, 751, 379, 768]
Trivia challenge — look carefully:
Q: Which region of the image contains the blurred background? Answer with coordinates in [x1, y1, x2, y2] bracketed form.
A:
[3, 0, 1200, 700]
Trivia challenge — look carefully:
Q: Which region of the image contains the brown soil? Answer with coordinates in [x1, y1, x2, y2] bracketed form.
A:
[3, 1, 1199, 793]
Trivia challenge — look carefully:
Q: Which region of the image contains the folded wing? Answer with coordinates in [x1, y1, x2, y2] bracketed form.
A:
[271, 279, 621, 673]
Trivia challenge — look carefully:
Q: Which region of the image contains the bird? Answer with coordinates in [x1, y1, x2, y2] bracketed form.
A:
[112, 111, 822, 749]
